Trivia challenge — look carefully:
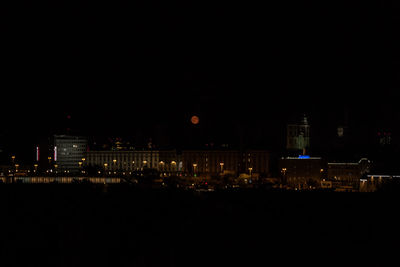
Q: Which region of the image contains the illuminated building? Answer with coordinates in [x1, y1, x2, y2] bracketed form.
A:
[85, 150, 182, 174]
[53, 135, 88, 173]
[279, 156, 371, 191]
[182, 150, 270, 177]
[109, 137, 135, 151]
[6, 176, 121, 184]
[286, 114, 310, 155]
[359, 174, 399, 192]
[327, 158, 371, 190]
[240, 150, 270, 176]
[182, 150, 240, 176]
[279, 156, 324, 189]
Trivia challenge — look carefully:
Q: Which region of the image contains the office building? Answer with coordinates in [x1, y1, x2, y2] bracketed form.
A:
[54, 135, 88, 173]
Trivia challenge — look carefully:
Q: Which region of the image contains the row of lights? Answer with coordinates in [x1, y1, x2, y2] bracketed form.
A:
[192, 162, 253, 175]
[12, 155, 259, 175]
[102, 160, 178, 167]
[9, 155, 85, 173]
[12, 155, 179, 170]
[281, 168, 324, 173]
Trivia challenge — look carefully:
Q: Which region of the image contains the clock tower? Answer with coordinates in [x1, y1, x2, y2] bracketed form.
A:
[286, 114, 310, 156]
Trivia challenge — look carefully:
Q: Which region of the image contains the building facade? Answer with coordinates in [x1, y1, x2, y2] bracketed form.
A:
[240, 150, 270, 175]
[86, 149, 269, 177]
[279, 156, 371, 190]
[85, 150, 182, 174]
[279, 156, 324, 189]
[182, 150, 240, 176]
[182, 150, 270, 177]
[360, 174, 398, 192]
[327, 158, 371, 189]
[54, 135, 88, 173]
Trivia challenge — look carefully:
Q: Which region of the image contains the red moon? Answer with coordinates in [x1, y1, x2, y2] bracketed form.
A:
[191, 116, 200, 125]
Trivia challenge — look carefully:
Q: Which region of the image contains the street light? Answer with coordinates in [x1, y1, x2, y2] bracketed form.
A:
[193, 163, 198, 175]
[112, 159, 117, 171]
[220, 162, 224, 173]
[281, 168, 287, 185]
[104, 163, 108, 175]
[171, 161, 177, 172]
[248, 167, 253, 177]
[159, 161, 165, 174]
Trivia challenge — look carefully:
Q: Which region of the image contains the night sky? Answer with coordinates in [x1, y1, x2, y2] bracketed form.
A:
[1, 1, 399, 161]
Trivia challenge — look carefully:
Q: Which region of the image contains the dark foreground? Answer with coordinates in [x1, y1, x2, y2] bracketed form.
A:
[1, 184, 399, 267]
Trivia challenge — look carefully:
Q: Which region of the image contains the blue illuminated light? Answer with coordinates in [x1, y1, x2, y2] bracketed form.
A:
[298, 155, 310, 159]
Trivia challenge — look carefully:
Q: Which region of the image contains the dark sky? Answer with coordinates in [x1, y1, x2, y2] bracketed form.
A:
[1, 0, 399, 159]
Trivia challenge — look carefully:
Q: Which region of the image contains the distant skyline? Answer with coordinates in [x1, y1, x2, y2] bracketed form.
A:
[1, 0, 399, 161]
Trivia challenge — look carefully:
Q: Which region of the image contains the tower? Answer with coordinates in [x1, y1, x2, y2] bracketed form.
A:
[286, 114, 310, 155]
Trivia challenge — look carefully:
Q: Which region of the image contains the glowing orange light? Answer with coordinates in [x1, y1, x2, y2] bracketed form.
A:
[191, 115, 200, 125]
